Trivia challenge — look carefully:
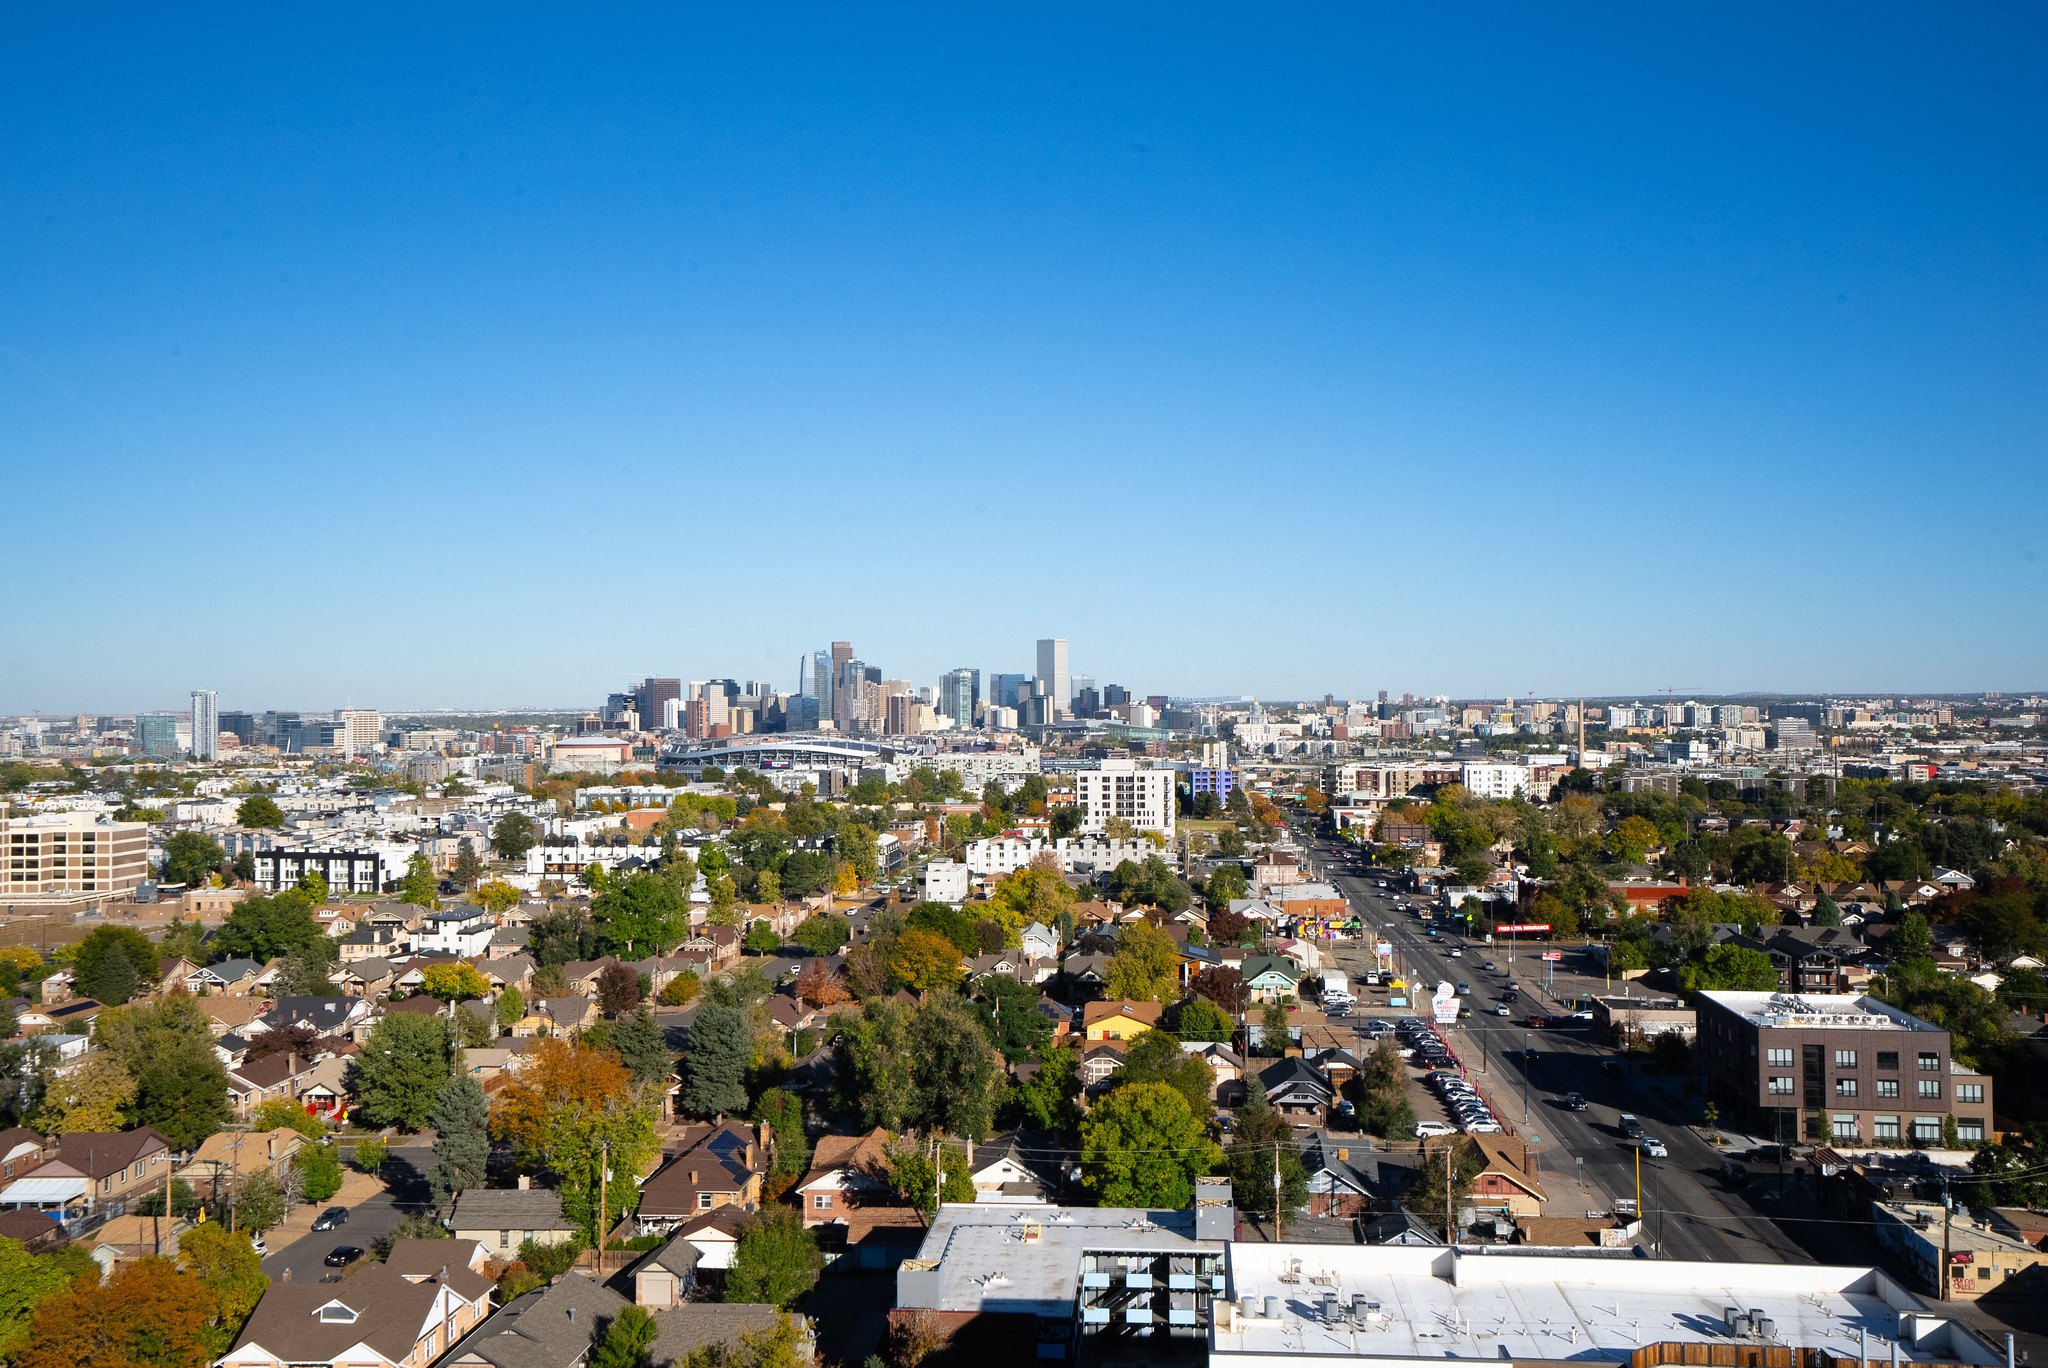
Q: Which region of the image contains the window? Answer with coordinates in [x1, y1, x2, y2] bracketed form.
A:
[698, 1193, 714, 1210]
[1958, 1119, 1986, 1143]
[500, 1230, 510, 1248]
[1766, 1048, 1793, 1067]
[1918, 1053, 1940, 1072]
[1874, 1116, 1900, 1141]
[814, 1194, 833, 1210]
[1918, 1079, 1941, 1100]
[1834, 1049, 1858, 1068]
[1835, 1078, 1859, 1097]
[1768, 1076, 1795, 1095]
[1877, 1051, 1899, 1071]
[1831, 1115, 1858, 1140]
[1877, 1079, 1900, 1098]
[1912, 1117, 1942, 1143]
[1958, 1084, 1984, 1104]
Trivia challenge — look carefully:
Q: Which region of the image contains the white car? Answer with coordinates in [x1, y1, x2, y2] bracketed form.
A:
[1414, 1120, 1457, 1138]
[1636, 1137, 1669, 1158]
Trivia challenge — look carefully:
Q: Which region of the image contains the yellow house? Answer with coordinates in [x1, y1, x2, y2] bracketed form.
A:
[1082, 1000, 1164, 1042]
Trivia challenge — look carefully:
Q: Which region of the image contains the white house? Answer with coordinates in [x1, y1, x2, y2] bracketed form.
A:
[415, 906, 495, 957]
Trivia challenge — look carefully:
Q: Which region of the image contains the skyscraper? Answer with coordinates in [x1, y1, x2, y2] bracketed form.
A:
[1035, 638, 1069, 720]
[136, 713, 181, 758]
[633, 678, 682, 732]
[990, 673, 1031, 711]
[938, 669, 976, 729]
[190, 689, 219, 760]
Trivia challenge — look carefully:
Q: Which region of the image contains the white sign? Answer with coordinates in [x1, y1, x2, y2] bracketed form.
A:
[1432, 980, 1458, 1024]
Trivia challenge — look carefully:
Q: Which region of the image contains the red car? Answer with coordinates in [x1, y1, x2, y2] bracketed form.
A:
[1524, 1015, 1549, 1028]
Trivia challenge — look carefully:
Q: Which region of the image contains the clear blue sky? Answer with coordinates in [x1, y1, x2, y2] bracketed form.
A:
[4, 5, 2043, 713]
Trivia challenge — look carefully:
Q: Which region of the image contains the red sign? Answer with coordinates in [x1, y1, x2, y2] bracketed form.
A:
[1541, 951, 1563, 962]
[1494, 923, 1552, 934]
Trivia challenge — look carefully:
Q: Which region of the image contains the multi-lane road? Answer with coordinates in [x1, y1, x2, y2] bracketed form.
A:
[1295, 830, 1811, 1263]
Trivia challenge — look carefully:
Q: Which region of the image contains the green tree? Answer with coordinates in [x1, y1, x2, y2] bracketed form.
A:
[162, 831, 227, 886]
[1011, 1047, 1080, 1134]
[1677, 943, 1781, 994]
[885, 1145, 975, 1217]
[1412, 1139, 1485, 1238]
[210, 889, 326, 964]
[725, 1207, 823, 1309]
[398, 853, 441, 909]
[352, 1136, 387, 1174]
[681, 1003, 751, 1118]
[659, 971, 701, 1006]
[1080, 1082, 1221, 1207]
[495, 984, 527, 1030]
[1104, 922, 1179, 1002]
[491, 812, 538, 861]
[236, 1169, 286, 1233]
[94, 997, 231, 1148]
[0, 1236, 75, 1361]
[1173, 997, 1234, 1043]
[71, 926, 158, 1006]
[1812, 890, 1842, 926]
[905, 993, 1004, 1140]
[1895, 911, 1934, 961]
[451, 841, 483, 891]
[1119, 1029, 1216, 1116]
[745, 920, 782, 955]
[610, 1007, 672, 1088]
[753, 1089, 809, 1196]
[250, 1098, 327, 1137]
[590, 1304, 658, 1368]
[789, 914, 850, 955]
[35, 1051, 135, 1134]
[177, 1222, 268, 1348]
[236, 794, 285, 828]
[428, 1074, 490, 1200]
[971, 974, 1053, 1058]
[353, 1014, 455, 1131]
[833, 999, 917, 1130]
[592, 872, 690, 957]
[294, 1140, 344, 1202]
[1227, 1079, 1306, 1219]
[836, 824, 881, 883]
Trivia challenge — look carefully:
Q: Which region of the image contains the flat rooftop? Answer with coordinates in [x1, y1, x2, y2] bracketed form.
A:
[1213, 1245, 1997, 1366]
[897, 1204, 1220, 1318]
[1699, 991, 1939, 1032]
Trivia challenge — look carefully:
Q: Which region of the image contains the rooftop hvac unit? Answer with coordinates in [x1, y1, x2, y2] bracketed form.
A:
[1265, 1297, 1283, 1322]
[1724, 1308, 1742, 1336]
[1323, 1293, 1341, 1323]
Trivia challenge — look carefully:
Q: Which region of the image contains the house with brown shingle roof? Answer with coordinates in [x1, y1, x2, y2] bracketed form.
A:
[793, 1128, 895, 1227]
[636, 1122, 764, 1231]
[220, 1238, 495, 1368]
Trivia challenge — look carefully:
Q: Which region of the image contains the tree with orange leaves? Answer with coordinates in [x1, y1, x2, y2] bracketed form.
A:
[794, 959, 848, 1008]
[16, 1256, 218, 1368]
[491, 1036, 658, 1242]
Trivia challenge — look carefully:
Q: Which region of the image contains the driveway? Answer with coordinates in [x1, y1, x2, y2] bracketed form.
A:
[260, 1143, 436, 1286]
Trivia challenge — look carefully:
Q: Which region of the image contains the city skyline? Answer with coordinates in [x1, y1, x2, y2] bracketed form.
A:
[4, 8, 2045, 709]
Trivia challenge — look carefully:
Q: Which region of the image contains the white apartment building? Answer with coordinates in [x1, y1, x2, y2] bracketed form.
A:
[911, 749, 1042, 791]
[252, 845, 411, 894]
[1074, 760, 1176, 837]
[335, 709, 382, 757]
[0, 811, 151, 902]
[1459, 761, 1532, 800]
[920, 859, 972, 905]
[191, 689, 219, 760]
[962, 835, 1167, 877]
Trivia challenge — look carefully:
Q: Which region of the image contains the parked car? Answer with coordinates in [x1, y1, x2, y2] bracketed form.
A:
[1415, 1120, 1457, 1138]
[313, 1207, 349, 1232]
[250, 1236, 267, 1258]
[324, 1245, 366, 1269]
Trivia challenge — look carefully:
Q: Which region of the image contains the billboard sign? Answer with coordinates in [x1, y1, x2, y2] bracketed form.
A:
[1494, 923, 1553, 934]
[1541, 951, 1563, 962]
[1432, 980, 1458, 1024]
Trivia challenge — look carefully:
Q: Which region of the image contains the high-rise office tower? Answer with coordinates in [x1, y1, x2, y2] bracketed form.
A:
[990, 673, 1030, 711]
[136, 713, 181, 757]
[1035, 639, 1069, 720]
[190, 690, 219, 760]
[633, 679, 682, 732]
[939, 669, 976, 729]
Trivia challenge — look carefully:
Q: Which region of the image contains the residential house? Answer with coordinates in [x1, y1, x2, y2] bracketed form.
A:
[179, 1127, 306, 1199]
[1020, 922, 1060, 960]
[1256, 1057, 1334, 1123]
[227, 1052, 321, 1118]
[965, 1132, 1064, 1205]
[1076, 1040, 1128, 1089]
[637, 1123, 765, 1231]
[16, 999, 103, 1035]
[259, 995, 373, 1041]
[0, 1127, 48, 1182]
[416, 905, 495, 957]
[1240, 954, 1302, 1004]
[0, 1128, 173, 1218]
[630, 1235, 701, 1308]
[1300, 1132, 1385, 1218]
[186, 958, 269, 995]
[793, 1128, 895, 1228]
[448, 1182, 577, 1256]
[442, 1271, 802, 1368]
[0, 1207, 64, 1253]
[1459, 1134, 1547, 1219]
[338, 926, 411, 964]
[652, 1203, 751, 1271]
[220, 1238, 496, 1368]
[1180, 1042, 1246, 1105]
[333, 958, 400, 1000]
[197, 996, 269, 1038]
[1081, 1000, 1163, 1042]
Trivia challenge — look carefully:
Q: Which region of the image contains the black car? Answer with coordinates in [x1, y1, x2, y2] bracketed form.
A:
[1564, 1091, 1588, 1111]
[323, 1245, 365, 1268]
[1719, 1161, 1751, 1187]
[312, 1207, 349, 1232]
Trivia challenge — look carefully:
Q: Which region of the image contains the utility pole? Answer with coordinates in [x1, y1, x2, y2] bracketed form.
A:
[1272, 1141, 1282, 1243]
[597, 1140, 609, 1278]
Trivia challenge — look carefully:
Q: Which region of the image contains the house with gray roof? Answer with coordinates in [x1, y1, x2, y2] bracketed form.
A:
[448, 1183, 576, 1254]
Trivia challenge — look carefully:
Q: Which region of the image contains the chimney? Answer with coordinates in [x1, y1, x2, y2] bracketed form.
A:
[689, 1169, 698, 1183]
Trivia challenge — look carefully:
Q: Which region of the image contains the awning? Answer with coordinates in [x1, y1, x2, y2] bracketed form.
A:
[0, 1176, 88, 1208]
